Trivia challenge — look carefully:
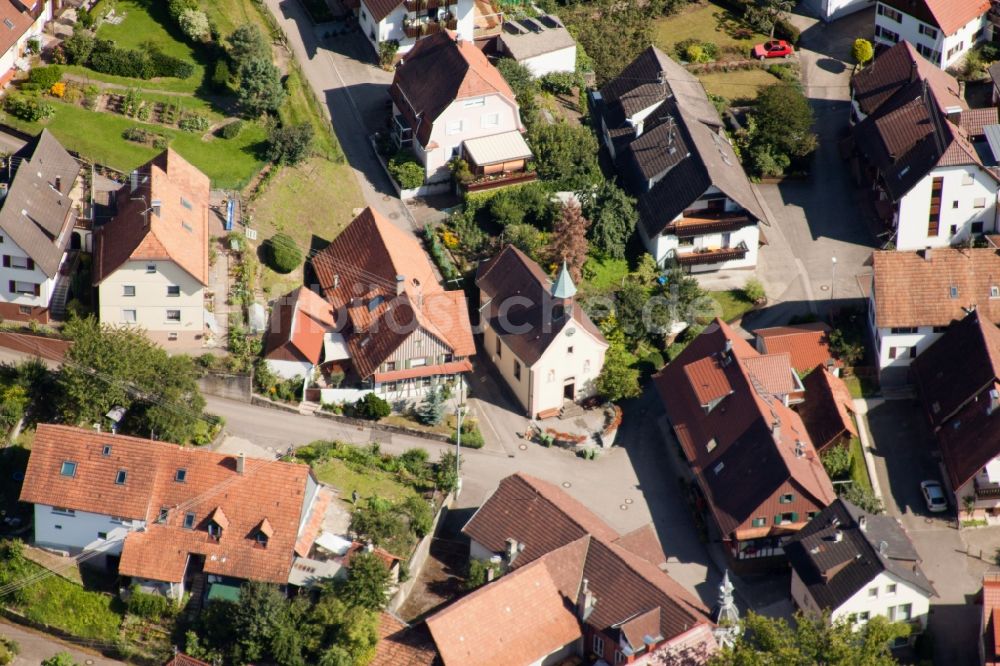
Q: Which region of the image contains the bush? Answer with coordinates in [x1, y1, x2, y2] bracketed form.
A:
[220, 119, 244, 139]
[266, 123, 314, 165]
[178, 9, 210, 41]
[767, 63, 798, 84]
[355, 393, 391, 420]
[0, 636, 19, 666]
[450, 419, 484, 449]
[5, 95, 54, 122]
[86, 40, 194, 80]
[465, 558, 503, 590]
[28, 65, 63, 89]
[127, 585, 171, 619]
[211, 59, 232, 91]
[179, 113, 210, 132]
[378, 39, 400, 68]
[539, 71, 579, 95]
[774, 17, 800, 45]
[62, 32, 95, 65]
[388, 151, 425, 189]
[169, 0, 199, 21]
[264, 233, 302, 273]
[743, 278, 766, 304]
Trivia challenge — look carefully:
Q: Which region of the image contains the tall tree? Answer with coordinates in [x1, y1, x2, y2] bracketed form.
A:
[597, 341, 641, 402]
[571, 0, 652, 84]
[710, 611, 909, 666]
[580, 181, 638, 259]
[238, 57, 285, 116]
[528, 123, 602, 191]
[744, 0, 794, 37]
[547, 201, 590, 282]
[228, 24, 269, 67]
[340, 551, 392, 611]
[752, 83, 817, 160]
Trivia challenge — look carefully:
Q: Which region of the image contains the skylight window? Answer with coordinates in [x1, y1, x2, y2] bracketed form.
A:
[115, 470, 127, 485]
[183, 512, 196, 529]
[102, 445, 112, 457]
[60, 461, 77, 477]
[175, 468, 187, 482]
[949, 286, 958, 299]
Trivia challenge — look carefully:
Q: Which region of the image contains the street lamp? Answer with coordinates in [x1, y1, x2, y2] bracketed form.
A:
[454, 402, 466, 496]
[830, 257, 837, 302]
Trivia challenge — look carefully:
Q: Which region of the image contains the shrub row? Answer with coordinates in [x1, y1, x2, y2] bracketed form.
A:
[62, 33, 194, 80]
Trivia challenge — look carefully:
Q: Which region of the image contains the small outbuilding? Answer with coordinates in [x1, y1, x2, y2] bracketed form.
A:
[498, 15, 576, 78]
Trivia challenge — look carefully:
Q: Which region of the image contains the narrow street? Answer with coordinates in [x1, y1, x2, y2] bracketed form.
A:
[0, 618, 123, 666]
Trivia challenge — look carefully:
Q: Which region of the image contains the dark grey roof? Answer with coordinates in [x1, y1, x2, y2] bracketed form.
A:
[991, 61, 1000, 90]
[0, 129, 81, 276]
[785, 499, 935, 610]
[598, 47, 764, 237]
[499, 15, 576, 61]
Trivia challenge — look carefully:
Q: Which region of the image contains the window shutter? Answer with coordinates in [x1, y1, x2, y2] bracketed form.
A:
[26, 258, 33, 271]
[33, 283, 40, 297]
[2, 256, 9, 268]
[791, 511, 799, 522]
[405, 359, 411, 369]
[6, 281, 12, 294]
[774, 514, 781, 525]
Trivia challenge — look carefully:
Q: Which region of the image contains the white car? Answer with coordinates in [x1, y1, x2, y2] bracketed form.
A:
[920, 480, 948, 513]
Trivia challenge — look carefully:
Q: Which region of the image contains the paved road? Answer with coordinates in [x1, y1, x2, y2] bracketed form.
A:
[866, 398, 990, 665]
[745, 9, 876, 330]
[0, 618, 123, 666]
[265, 0, 417, 231]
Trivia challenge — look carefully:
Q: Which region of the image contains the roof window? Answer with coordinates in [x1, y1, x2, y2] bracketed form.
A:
[115, 469, 127, 485]
[175, 468, 187, 482]
[102, 445, 112, 457]
[949, 285, 958, 299]
[60, 461, 77, 477]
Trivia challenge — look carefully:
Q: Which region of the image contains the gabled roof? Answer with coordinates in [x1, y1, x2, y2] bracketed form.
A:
[983, 573, 1000, 666]
[390, 33, 518, 147]
[880, 0, 989, 34]
[263, 287, 336, 365]
[373, 613, 440, 666]
[871, 248, 1000, 328]
[654, 319, 836, 536]
[0, 1, 38, 59]
[363, 0, 406, 22]
[785, 499, 935, 611]
[499, 15, 576, 61]
[93, 149, 210, 286]
[851, 42, 964, 118]
[475, 245, 606, 367]
[312, 207, 475, 379]
[597, 47, 765, 236]
[163, 654, 212, 666]
[912, 310, 1000, 490]
[0, 129, 81, 277]
[19, 425, 320, 585]
[755, 322, 840, 373]
[457, 473, 713, 656]
[797, 366, 857, 452]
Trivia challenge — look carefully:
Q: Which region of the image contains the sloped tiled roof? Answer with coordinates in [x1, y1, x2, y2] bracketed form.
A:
[20, 425, 319, 585]
[797, 366, 857, 452]
[851, 41, 964, 117]
[312, 207, 475, 379]
[457, 473, 713, 658]
[475, 245, 607, 367]
[654, 319, 836, 536]
[597, 47, 764, 236]
[363, 0, 406, 22]
[163, 654, 211, 666]
[881, 0, 989, 34]
[755, 322, 840, 373]
[0, 129, 81, 277]
[372, 613, 440, 666]
[390, 32, 518, 147]
[912, 310, 1000, 490]
[871, 248, 1000, 328]
[785, 499, 934, 611]
[0, 1, 37, 59]
[93, 149, 210, 286]
[983, 573, 1000, 666]
[263, 287, 336, 365]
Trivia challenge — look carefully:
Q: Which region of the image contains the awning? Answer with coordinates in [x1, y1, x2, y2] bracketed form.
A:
[323, 331, 351, 362]
[207, 582, 241, 603]
[463, 131, 533, 166]
[374, 359, 472, 382]
[315, 532, 353, 556]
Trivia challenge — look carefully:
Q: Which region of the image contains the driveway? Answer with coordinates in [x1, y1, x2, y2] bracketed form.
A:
[0, 618, 123, 666]
[866, 398, 991, 665]
[745, 10, 876, 330]
[265, 0, 416, 232]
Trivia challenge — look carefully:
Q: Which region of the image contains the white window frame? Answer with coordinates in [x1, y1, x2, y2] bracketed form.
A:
[12, 281, 35, 295]
[122, 309, 137, 323]
[446, 120, 464, 135]
[123, 285, 136, 297]
[9, 256, 28, 270]
[463, 97, 486, 108]
[481, 112, 500, 129]
[166, 309, 181, 323]
[593, 634, 604, 655]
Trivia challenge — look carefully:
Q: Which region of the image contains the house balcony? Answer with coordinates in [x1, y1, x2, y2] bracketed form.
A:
[975, 477, 1000, 499]
[666, 210, 755, 237]
[403, 19, 446, 38]
[676, 241, 749, 267]
[464, 170, 537, 192]
[404, 0, 453, 11]
[460, 131, 535, 192]
[391, 114, 413, 148]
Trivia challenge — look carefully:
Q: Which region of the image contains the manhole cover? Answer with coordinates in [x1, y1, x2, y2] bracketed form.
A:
[562, 481, 571, 488]
[625, 498, 634, 505]
[389, 212, 400, 220]
[518, 444, 527, 450]
[619, 504, 628, 511]
[820, 284, 830, 291]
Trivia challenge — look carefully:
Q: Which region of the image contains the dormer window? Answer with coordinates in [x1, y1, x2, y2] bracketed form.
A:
[208, 507, 228, 539]
[255, 532, 269, 547]
[256, 518, 274, 548]
[208, 523, 222, 538]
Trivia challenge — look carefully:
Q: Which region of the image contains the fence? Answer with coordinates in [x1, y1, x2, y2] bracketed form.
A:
[388, 490, 456, 612]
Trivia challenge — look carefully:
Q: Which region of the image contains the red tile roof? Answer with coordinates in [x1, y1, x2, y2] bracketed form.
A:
[654, 319, 836, 537]
[881, 0, 989, 34]
[93, 149, 210, 286]
[263, 287, 336, 365]
[0, 1, 37, 60]
[390, 32, 518, 147]
[163, 654, 211, 666]
[373, 613, 440, 666]
[797, 366, 857, 452]
[851, 41, 964, 117]
[755, 322, 840, 374]
[984, 573, 1000, 666]
[312, 208, 475, 379]
[20, 425, 321, 585]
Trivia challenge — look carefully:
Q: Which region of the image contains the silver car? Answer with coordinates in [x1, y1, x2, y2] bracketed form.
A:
[920, 480, 948, 513]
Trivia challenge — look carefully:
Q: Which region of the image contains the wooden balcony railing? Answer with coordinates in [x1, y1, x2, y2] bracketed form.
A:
[676, 242, 749, 266]
[464, 171, 537, 193]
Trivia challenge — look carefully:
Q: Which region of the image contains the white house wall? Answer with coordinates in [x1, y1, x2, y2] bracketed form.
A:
[804, 0, 874, 22]
[874, 2, 986, 68]
[360, 0, 474, 55]
[98, 260, 205, 335]
[895, 166, 998, 251]
[0, 234, 58, 309]
[874, 326, 942, 369]
[792, 568, 930, 632]
[266, 358, 312, 380]
[517, 46, 577, 77]
[530, 317, 606, 414]
[422, 93, 523, 182]
[33, 503, 141, 555]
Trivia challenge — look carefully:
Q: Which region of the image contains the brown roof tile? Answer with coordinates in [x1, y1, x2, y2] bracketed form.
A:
[312, 207, 475, 379]
[94, 150, 210, 286]
[881, 0, 989, 34]
[796, 366, 857, 451]
[263, 287, 336, 365]
[741, 353, 796, 397]
[851, 41, 964, 117]
[163, 654, 211, 666]
[756, 322, 840, 373]
[19, 425, 319, 585]
[612, 524, 667, 567]
[373, 613, 440, 666]
[0, 1, 37, 59]
[390, 33, 518, 147]
[872, 248, 1000, 328]
[654, 319, 835, 536]
[960, 107, 998, 137]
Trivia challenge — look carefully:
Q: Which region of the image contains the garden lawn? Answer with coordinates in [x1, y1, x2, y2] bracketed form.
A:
[581, 256, 629, 294]
[92, 0, 207, 93]
[200, 0, 274, 40]
[842, 374, 878, 399]
[2, 100, 267, 188]
[697, 68, 781, 101]
[708, 289, 754, 322]
[251, 157, 364, 296]
[3, 557, 123, 641]
[848, 434, 873, 495]
[652, 1, 768, 54]
[312, 458, 420, 503]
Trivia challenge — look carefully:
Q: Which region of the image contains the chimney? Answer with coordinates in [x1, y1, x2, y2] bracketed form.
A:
[237, 451, 245, 475]
[859, 515, 867, 532]
[578, 578, 596, 621]
[724, 339, 733, 354]
[333, 274, 340, 290]
[794, 440, 805, 458]
[923, 246, 933, 261]
[130, 170, 138, 192]
[989, 388, 1000, 416]
[54, 176, 61, 192]
[365, 542, 375, 553]
[771, 418, 781, 442]
[396, 274, 405, 296]
[833, 529, 843, 543]
[504, 537, 523, 565]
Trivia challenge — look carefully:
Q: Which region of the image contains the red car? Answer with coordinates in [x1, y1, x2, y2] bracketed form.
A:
[753, 40, 794, 60]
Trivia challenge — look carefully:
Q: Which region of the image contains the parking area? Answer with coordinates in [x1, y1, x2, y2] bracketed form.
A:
[866, 398, 993, 665]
